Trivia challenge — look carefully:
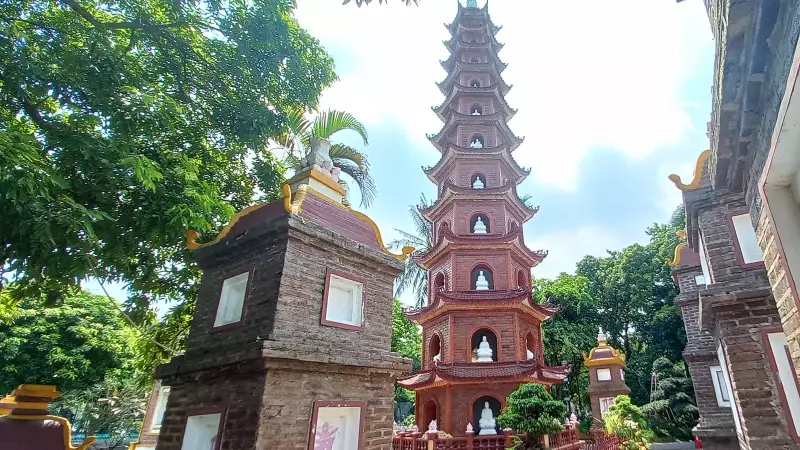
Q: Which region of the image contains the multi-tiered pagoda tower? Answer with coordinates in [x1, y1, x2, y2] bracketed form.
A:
[397, 0, 570, 437]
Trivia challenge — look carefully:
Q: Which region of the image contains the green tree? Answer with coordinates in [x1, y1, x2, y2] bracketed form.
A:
[0, 0, 336, 308]
[497, 383, 566, 450]
[392, 298, 421, 422]
[278, 109, 375, 206]
[535, 274, 599, 417]
[0, 290, 140, 394]
[604, 395, 654, 450]
[642, 357, 698, 441]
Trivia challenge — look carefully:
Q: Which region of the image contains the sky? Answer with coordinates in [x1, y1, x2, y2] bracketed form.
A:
[86, 0, 716, 307]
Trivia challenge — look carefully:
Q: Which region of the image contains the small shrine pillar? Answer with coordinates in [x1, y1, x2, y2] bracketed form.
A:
[585, 328, 630, 427]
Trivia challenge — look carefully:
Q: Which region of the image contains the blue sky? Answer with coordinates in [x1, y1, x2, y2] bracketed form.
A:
[87, 0, 715, 307]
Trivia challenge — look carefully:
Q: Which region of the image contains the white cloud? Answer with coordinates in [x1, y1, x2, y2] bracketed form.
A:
[295, 0, 712, 190]
[526, 225, 629, 279]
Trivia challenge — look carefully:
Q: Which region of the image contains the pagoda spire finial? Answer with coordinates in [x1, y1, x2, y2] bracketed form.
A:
[466, 0, 477, 8]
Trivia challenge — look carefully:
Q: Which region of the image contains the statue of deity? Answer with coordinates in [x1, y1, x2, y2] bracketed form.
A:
[527, 348, 534, 360]
[476, 336, 493, 362]
[470, 138, 483, 149]
[472, 176, 485, 189]
[475, 270, 490, 290]
[471, 108, 481, 116]
[433, 350, 441, 362]
[473, 216, 488, 234]
[478, 401, 496, 435]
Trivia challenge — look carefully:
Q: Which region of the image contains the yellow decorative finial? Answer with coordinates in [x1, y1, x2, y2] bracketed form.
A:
[668, 150, 711, 191]
[666, 230, 689, 266]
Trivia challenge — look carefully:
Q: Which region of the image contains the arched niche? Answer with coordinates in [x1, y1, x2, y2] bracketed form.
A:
[469, 104, 483, 116]
[433, 272, 446, 291]
[517, 270, 528, 289]
[526, 332, 536, 360]
[470, 265, 494, 290]
[471, 395, 502, 435]
[422, 399, 439, 431]
[470, 328, 498, 362]
[469, 79, 481, 88]
[430, 333, 442, 362]
[470, 173, 486, 189]
[468, 134, 485, 148]
[470, 214, 490, 234]
[469, 57, 480, 64]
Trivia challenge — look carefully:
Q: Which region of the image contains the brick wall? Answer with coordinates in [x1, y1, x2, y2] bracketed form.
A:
[455, 160, 502, 188]
[455, 199, 506, 235]
[458, 124, 497, 147]
[449, 384, 518, 435]
[423, 318, 450, 369]
[453, 252, 510, 290]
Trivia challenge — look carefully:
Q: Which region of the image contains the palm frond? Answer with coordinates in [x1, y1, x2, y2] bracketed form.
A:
[309, 110, 369, 145]
[334, 158, 377, 207]
[276, 109, 311, 158]
[330, 143, 369, 169]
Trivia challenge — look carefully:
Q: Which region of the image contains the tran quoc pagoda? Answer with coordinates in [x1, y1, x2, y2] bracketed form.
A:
[397, 0, 570, 437]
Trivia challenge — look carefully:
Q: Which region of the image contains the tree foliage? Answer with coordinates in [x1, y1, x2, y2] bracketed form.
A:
[0, 0, 336, 308]
[0, 290, 140, 394]
[642, 357, 698, 441]
[392, 298, 421, 419]
[389, 195, 432, 307]
[497, 383, 566, 450]
[604, 395, 654, 450]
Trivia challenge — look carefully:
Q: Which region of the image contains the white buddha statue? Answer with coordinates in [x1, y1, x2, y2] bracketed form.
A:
[475, 270, 490, 290]
[471, 108, 481, 116]
[478, 402, 497, 435]
[527, 348, 534, 360]
[470, 138, 483, 148]
[476, 336, 493, 362]
[473, 216, 487, 234]
[433, 350, 441, 362]
[472, 176, 484, 189]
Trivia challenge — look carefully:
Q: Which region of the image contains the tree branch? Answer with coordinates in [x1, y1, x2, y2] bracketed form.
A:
[60, 0, 186, 30]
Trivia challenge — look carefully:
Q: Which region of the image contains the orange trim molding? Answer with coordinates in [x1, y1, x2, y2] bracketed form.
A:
[666, 230, 688, 266]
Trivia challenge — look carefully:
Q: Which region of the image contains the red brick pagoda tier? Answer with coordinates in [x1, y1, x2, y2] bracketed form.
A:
[397, 1, 569, 437]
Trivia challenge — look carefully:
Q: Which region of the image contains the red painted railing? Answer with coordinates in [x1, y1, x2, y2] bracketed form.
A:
[579, 431, 620, 450]
[392, 427, 588, 450]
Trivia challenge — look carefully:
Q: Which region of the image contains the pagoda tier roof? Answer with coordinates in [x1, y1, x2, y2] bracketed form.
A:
[440, 46, 507, 74]
[436, 62, 514, 102]
[443, 36, 504, 56]
[419, 181, 538, 223]
[445, 2, 502, 37]
[404, 287, 558, 323]
[397, 360, 570, 389]
[412, 221, 547, 270]
[427, 114, 523, 152]
[423, 145, 529, 185]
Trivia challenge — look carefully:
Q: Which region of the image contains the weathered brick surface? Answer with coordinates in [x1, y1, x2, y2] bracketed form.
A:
[451, 313, 515, 362]
[154, 214, 410, 450]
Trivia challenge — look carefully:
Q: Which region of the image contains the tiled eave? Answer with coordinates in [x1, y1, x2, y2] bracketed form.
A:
[423, 145, 529, 184]
[419, 181, 538, 223]
[397, 360, 569, 389]
[433, 83, 517, 122]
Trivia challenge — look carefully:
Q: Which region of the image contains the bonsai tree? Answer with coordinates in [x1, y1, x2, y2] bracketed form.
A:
[497, 383, 566, 449]
[641, 357, 698, 441]
[603, 395, 654, 450]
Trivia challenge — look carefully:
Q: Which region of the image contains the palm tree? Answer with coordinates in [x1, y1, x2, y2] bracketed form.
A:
[388, 193, 538, 308]
[279, 109, 377, 207]
[388, 194, 432, 308]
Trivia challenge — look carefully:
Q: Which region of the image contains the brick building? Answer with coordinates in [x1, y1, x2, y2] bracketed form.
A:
[583, 329, 630, 428]
[147, 162, 412, 449]
[668, 0, 800, 448]
[396, 0, 569, 436]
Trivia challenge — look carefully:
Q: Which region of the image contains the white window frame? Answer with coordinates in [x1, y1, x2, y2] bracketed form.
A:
[730, 213, 765, 265]
[766, 331, 800, 438]
[694, 274, 706, 286]
[213, 271, 250, 328]
[151, 385, 171, 432]
[698, 233, 712, 285]
[710, 366, 730, 407]
[322, 271, 364, 329]
[597, 368, 612, 382]
[599, 397, 615, 418]
[310, 402, 364, 450]
[181, 412, 223, 450]
[717, 344, 743, 435]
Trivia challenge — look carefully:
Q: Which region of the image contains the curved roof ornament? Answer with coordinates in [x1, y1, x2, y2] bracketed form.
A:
[666, 230, 688, 266]
[668, 150, 711, 191]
